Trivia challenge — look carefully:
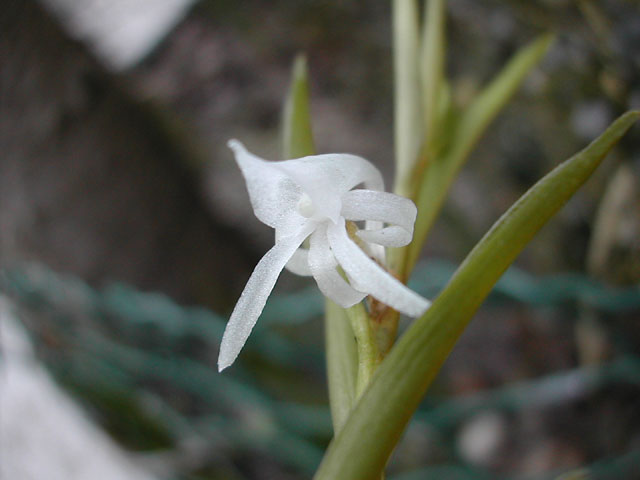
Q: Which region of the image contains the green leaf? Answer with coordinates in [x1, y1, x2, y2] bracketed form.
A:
[447, 33, 553, 173]
[401, 34, 554, 276]
[325, 299, 357, 434]
[314, 111, 639, 480]
[420, 0, 447, 157]
[282, 54, 315, 159]
[392, 0, 422, 197]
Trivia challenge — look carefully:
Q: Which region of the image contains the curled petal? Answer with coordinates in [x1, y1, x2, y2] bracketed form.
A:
[341, 190, 417, 247]
[308, 224, 367, 308]
[218, 224, 314, 371]
[327, 218, 430, 317]
[357, 226, 411, 248]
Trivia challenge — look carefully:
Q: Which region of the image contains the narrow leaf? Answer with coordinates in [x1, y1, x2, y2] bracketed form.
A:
[447, 34, 554, 174]
[420, 0, 447, 155]
[314, 111, 639, 480]
[283, 54, 315, 159]
[403, 34, 554, 276]
[392, 0, 423, 197]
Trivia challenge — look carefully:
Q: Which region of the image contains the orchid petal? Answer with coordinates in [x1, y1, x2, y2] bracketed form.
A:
[228, 140, 303, 230]
[308, 224, 367, 308]
[341, 190, 417, 247]
[218, 224, 314, 371]
[357, 226, 411, 248]
[285, 248, 312, 276]
[327, 218, 430, 317]
[275, 154, 384, 223]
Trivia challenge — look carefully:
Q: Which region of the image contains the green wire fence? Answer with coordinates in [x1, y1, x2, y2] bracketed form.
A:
[1, 261, 639, 479]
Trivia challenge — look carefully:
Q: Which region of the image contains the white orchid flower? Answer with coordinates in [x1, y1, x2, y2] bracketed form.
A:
[218, 140, 430, 371]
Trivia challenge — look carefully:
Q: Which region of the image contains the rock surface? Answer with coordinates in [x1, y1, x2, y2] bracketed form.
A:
[1, 297, 158, 480]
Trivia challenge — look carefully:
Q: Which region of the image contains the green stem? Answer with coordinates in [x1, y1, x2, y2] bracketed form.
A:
[345, 302, 379, 398]
[325, 299, 357, 434]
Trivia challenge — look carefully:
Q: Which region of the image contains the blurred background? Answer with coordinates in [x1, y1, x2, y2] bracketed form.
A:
[1, 0, 640, 479]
